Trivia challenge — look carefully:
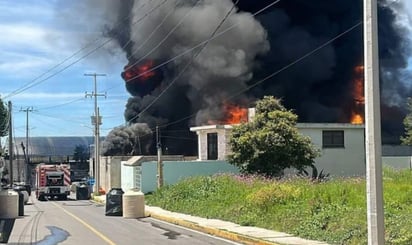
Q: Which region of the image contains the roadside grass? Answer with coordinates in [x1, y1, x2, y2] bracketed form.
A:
[145, 167, 412, 245]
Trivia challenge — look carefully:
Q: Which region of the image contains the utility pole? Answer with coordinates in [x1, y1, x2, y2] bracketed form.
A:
[8, 101, 13, 185]
[20, 107, 33, 185]
[156, 126, 164, 188]
[364, 0, 385, 244]
[85, 73, 106, 194]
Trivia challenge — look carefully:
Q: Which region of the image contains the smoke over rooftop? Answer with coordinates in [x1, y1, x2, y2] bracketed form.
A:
[82, 0, 411, 155]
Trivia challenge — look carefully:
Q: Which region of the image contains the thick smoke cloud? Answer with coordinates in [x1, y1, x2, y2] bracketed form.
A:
[87, 0, 411, 155]
[237, 0, 412, 143]
[101, 123, 152, 156]
[122, 0, 269, 124]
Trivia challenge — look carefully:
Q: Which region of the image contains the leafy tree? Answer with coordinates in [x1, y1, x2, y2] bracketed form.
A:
[0, 99, 8, 137]
[228, 96, 320, 177]
[401, 97, 412, 145]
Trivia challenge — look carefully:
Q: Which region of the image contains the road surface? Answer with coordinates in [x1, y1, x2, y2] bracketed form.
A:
[6, 194, 240, 245]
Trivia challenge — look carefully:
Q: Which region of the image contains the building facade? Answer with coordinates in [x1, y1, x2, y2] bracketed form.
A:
[190, 123, 366, 177]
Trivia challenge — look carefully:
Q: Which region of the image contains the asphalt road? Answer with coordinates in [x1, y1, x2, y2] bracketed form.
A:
[7, 195, 240, 245]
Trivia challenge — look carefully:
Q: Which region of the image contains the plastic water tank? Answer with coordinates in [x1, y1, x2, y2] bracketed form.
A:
[0, 190, 18, 219]
[105, 188, 124, 216]
[122, 189, 145, 218]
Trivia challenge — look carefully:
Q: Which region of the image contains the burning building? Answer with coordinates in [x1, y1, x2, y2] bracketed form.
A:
[85, 0, 412, 155]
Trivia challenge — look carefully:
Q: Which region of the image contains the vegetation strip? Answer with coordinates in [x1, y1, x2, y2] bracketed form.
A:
[146, 168, 412, 245]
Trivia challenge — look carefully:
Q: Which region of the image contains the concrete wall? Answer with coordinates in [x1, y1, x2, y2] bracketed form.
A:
[297, 123, 366, 177]
[121, 160, 239, 193]
[192, 123, 366, 177]
[382, 156, 412, 169]
[191, 125, 233, 161]
[100, 156, 129, 192]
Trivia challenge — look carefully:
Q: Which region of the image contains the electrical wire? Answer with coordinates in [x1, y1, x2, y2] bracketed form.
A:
[2, 0, 166, 100]
[35, 98, 85, 110]
[127, 0, 242, 123]
[125, 0, 181, 61]
[120, 0, 280, 85]
[125, 0, 200, 71]
[157, 21, 363, 129]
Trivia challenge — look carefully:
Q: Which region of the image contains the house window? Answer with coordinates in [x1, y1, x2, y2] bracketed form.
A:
[322, 130, 344, 148]
[207, 133, 218, 160]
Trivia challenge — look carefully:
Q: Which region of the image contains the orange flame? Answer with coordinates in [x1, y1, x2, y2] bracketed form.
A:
[223, 104, 248, 124]
[350, 65, 364, 124]
[207, 104, 248, 125]
[123, 60, 155, 82]
[351, 113, 363, 124]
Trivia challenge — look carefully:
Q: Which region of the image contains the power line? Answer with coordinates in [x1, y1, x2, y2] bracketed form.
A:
[120, 0, 281, 85]
[128, 0, 242, 123]
[36, 98, 85, 110]
[3, 0, 166, 100]
[157, 21, 362, 129]
[125, 0, 200, 71]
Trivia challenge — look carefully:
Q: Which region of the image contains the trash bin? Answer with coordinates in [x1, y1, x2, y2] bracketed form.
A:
[13, 190, 24, 216]
[105, 188, 124, 216]
[76, 183, 89, 200]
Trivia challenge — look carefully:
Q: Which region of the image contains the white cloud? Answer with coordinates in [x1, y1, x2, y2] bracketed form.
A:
[0, 51, 54, 76]
[0, 23, 53, 49]
[386, 0, 412, 33]
[0, 1, 129, 137]
[0, 1, 55, 20]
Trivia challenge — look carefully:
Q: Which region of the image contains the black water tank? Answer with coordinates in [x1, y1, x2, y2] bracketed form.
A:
[15, 190, 24, 216]
[76, 184, 89, 200]
[105, 188, 124, 216]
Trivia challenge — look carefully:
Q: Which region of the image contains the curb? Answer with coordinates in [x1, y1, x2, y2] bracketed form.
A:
[92, 195, 278, 244]
[145, 210, 280, 245]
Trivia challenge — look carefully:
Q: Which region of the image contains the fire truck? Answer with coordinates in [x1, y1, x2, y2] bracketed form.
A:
[35, 164, 71, 201]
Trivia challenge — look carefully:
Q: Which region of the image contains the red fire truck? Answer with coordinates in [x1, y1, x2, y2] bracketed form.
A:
[35, 164, 71, 201]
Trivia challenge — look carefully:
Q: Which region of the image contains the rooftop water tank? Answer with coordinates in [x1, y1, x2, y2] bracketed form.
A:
[0, 190, 18, 219]
[122, 189, 145, 219]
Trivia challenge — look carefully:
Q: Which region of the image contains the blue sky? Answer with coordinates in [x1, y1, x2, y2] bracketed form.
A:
[0, 1, 129, 139]
[1, 0, 412, 141]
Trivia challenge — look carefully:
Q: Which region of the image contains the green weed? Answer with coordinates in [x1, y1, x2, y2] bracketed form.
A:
[145, 168, 412, 244]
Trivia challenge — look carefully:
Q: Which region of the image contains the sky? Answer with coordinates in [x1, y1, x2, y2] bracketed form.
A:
[0, 0, 130, 139]
[1, 0, 412, 141]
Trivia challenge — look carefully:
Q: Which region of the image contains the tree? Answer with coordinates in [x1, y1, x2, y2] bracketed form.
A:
[401, 97, 412, 145]
[227, 96, 320, 177]
[0, 99, 8, 137]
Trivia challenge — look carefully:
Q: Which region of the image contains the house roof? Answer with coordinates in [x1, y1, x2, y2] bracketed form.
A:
[296, 123, 365, 129]
[189, 123, 364, 132]
[190, 125, 234, 132]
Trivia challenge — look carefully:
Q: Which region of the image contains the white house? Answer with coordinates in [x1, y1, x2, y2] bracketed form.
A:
[296, 123, 365, 176]
[190, 122, 366, 177]
[189, 125, 234, 161]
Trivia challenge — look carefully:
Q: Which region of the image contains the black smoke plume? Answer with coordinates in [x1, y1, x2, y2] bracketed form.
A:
[95, 0, 411, 155]
[101, 123, 153, 156]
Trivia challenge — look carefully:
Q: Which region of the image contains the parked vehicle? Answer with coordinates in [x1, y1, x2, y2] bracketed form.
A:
[35, 164, 71, 201]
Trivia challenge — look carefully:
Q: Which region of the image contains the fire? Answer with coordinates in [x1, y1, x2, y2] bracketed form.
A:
[207, 104, 248, 125]
[351, 113, 363, 124]
[123, 60, 155, 82]
[353, 66, 364, 106]
[223, 104, 248, 124]
[350, 65, 364, 124]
